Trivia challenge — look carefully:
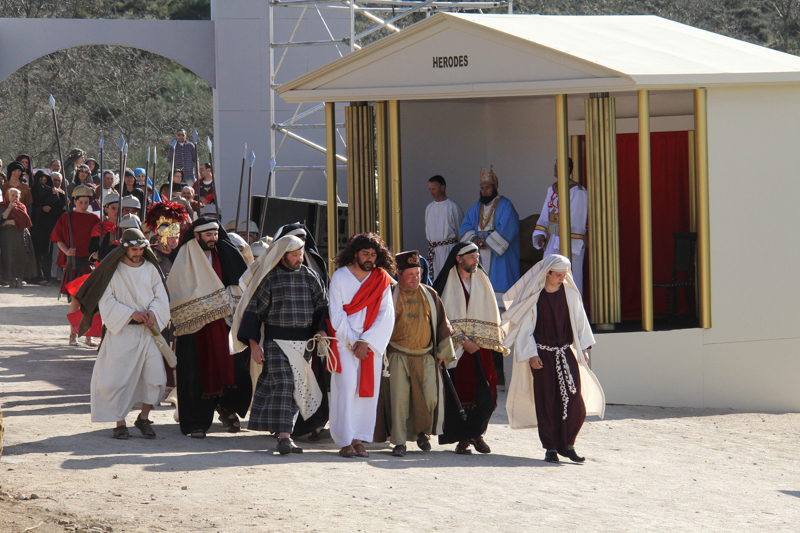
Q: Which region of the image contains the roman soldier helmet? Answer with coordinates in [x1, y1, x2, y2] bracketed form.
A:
[144, 201, 189, 249]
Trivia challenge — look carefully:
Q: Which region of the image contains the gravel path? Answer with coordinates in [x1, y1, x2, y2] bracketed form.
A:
[1, 285, 799, 532]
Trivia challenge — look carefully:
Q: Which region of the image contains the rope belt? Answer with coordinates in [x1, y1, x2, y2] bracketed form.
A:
[537, 343, 577, 420]
[306, 335, 390, 377]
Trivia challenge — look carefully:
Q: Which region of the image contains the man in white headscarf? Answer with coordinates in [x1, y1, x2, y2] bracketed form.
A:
[230, 235, 328, 454]
[502, 254, 604, 463]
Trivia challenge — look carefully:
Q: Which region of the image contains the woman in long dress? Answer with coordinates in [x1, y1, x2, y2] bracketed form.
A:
[0, 187, 37, 288]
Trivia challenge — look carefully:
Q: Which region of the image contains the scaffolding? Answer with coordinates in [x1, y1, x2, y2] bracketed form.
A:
[268, 0, 513, 198]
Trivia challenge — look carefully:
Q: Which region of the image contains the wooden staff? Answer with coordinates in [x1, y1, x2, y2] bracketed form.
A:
[246, 151, 255, 237]
[234, 143, 247, 232]
[99, 137, 105, 240]
[192, 129, 199, 189]
[48, 94, 74, 273]
[116, 137, 124, 238]
[168, 139, 177, 203]
[151, 147, 158, 202]
[142, 146, 150, 222]
[441, 366, 467, 421]
[259, 158, 276, 239]
[205, 137, 220, 220]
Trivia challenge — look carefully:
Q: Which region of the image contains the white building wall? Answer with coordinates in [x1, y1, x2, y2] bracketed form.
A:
[593, 85, 800, 412]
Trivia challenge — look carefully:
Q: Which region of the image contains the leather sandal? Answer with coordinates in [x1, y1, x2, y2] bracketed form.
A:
[216, 406, 241, 433]
[416, 432, 431, 452]
[339, 446, 357, 458]
[391, 444, 407, 457]
[113, 426, 129, 440]
[134, 417, 156, 439]
[470, 436, 491, 454]
[353, 443, 369, 457]
[277, 437, 302, 455]
[455, 441, 472, 455]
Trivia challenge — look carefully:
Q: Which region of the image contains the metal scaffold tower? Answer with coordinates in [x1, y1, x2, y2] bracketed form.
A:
[268, 0, 513, 198]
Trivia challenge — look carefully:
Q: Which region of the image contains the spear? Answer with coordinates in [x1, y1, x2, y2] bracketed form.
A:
[234, 143, 247, 232]
[259, 157, 276, 239]
[49, 94, 74, 275]
[151, 147, 157, 202]
[192, 129, 199, 187]
[117, 136, 124, 238]
[142, 146, 150, 222]
[206, 137, 220, 220]
[98, 137, 105, 240]
[245, 151, 256, 239]
[168, 139, 178, 202]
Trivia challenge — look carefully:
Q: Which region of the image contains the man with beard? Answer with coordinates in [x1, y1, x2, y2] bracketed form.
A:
[230, 235, 328, 454]
[75, 229, 170, 439]
[272, 223, 330, 441]
[459, 166, 520, 292]
[502, 254, 605, 463]
[328, 233, 396, 458]
[381, 251, 455, 458]
[167, 217, 250, 438]
[432, 242, 509, 454]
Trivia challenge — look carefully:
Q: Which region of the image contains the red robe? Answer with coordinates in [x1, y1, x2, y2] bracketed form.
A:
[50, 211, 100, 267]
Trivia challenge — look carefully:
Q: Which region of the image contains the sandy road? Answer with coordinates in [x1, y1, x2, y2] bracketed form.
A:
[1, 285, 799, 532]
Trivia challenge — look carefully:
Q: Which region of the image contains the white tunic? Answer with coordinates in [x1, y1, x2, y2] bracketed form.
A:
[90, 261, 170, 423]
[424, 198, 464, 278]
[532, 184, 589, 293]
[328, 267, 395, 447]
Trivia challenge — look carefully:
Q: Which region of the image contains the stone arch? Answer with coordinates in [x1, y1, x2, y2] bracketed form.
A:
[0, 18, 215, 87]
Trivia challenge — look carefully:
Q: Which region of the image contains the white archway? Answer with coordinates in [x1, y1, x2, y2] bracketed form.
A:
[0, 18, 215, 87]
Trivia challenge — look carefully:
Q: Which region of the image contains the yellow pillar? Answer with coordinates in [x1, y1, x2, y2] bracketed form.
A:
[694, 88, 712, 329]
[325, 102, 338, 274]
[376, 101, 390, 242]
[555, 94, 571, 260]
[388, 100, 403, 252]
[638, 90, 654, 332]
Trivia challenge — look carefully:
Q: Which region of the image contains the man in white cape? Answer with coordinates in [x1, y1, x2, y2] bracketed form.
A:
[502, 254, 604, 463]
[76, 229, 170, 439]
[230, 235, 328, 455]
[327, 233, 396, 458]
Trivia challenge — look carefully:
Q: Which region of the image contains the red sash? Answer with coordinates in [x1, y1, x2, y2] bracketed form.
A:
[326, 267, 392, 397]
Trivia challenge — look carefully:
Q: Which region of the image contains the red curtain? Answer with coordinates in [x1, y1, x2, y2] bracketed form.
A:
[615, 131, 691, 321]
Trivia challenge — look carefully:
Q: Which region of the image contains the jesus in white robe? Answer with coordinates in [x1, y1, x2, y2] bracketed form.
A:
[90, 256, 170, 435]
[327, 238, 396, 457]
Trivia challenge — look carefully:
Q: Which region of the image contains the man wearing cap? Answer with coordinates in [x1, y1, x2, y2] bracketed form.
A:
[199, 204, 220, 220]
[74, 229, 170, 440]
[89, 193, 120, 262]
[121, 196, 141, 218]
[532, 158, 589, 295]
[432, 242, 509, 455]
[380, 250, 455, 457]
[425, 175, 464, 279]
[328, 233, 396, 458]
[167, 217, 251, 438]
[459, 166, 520, 292]
[230, 235, 328, 454]
[51, 184, 101, 347]
[502, 254, 605, 463]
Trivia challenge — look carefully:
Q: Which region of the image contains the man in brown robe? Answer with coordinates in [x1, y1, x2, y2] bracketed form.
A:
[381, 250, 456, 457]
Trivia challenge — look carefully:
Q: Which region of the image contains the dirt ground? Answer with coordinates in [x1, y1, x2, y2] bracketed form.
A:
[1, 284, 799, 533]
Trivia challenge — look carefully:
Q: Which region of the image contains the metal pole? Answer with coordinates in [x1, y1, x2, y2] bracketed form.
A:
[99, 138, 105, 240]
[246, 151, 255, 236]
[269, 0, 277, 197]
[694, 88, 712, 329]
[638, 90, 654, 332]
[555, 94, 571, 260]
[388, 100, 403, 252]
[376, 101, 390, 241]
[234, 144, 247, 233]
[325, 102, 338, 273]
[49, 95, 74, 273]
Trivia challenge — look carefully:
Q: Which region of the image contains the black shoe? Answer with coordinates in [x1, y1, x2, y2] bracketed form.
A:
[562, 449, 585, 463]
[416, 432, 431, 452]
[277, 437, 302, 455]
[544, 451, 559, 463]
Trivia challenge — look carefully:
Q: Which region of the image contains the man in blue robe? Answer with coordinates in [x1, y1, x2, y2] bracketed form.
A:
[459, 166, 520, 292]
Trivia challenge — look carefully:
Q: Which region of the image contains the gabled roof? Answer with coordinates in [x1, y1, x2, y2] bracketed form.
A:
[278, 13, 800, 103]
